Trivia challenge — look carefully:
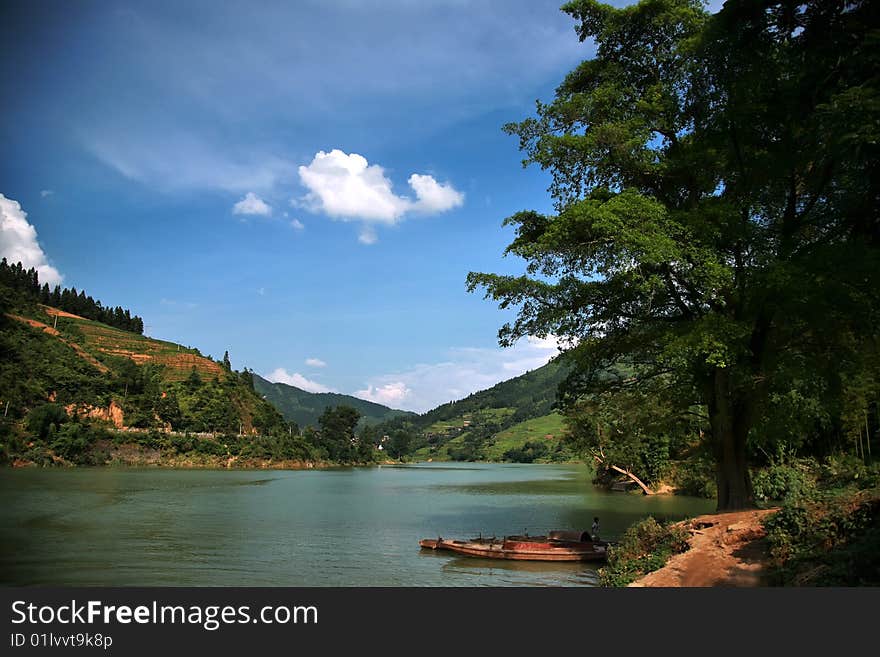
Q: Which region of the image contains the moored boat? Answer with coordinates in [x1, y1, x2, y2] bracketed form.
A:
[419, 530, 609, 562]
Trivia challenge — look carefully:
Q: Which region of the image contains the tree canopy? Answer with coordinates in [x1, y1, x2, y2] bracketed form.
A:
[467, 0, 879, 510]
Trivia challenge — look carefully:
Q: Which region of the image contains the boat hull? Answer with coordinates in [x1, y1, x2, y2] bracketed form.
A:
[419, 537, 607, 562]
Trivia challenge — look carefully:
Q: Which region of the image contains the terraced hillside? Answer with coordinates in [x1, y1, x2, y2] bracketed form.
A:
[39, 305, 224, 382]
[1, 296, 285, 437]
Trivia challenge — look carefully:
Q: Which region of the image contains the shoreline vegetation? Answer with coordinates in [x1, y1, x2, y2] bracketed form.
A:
[4, 431, 585, 471]
[601, 457, 880, 587]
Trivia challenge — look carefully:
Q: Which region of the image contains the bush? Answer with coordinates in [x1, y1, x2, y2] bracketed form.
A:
[817, 455, 880, 490]
[668, 459, 716, 499]
[26, 403, 68, 439]
[49, 422, 111, 464]
[752, 458, 818, 503]
[599, 516, 691, 587]
[502, 440, 549, 463]
[764, 488, 880, 586]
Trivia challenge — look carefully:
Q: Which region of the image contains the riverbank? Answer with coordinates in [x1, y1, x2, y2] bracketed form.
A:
[7, 439, 398, 470]
[624, 483, 880, 587]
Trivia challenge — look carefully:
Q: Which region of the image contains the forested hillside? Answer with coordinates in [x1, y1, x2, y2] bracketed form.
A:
[0, 264, 375, 467]
[373, 360, 574, 462]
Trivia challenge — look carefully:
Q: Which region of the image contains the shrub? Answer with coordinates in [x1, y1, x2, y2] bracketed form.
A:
[26, 403, 68, 439]
[502, 440, 549, 463]
[599, 516, 691, 587]
[752, 458, 818, 503]
[763, 488, 880, 586]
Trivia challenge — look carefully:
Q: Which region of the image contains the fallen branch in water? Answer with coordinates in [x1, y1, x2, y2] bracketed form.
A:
[593, 450, 655, 495]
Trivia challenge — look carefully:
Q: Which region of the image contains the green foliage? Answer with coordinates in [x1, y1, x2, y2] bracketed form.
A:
[467, 0, 880, 510]
[386, 429, 413, 460]
[668, 457, 717, 499]
[751, 449, 818, 504]
[502, 440, 549, 463]
[764, 484, 880, 586]
[317, 405, 364, 463]
[26, 404, 68, 439]
[379, 361, 571, 460]
[599, 516, 691, 587]
[0, 318, 110, 416]
[50, 422, 111, 464]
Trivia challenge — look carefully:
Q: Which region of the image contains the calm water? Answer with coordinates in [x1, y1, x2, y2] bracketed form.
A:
[0, 463, 714, 586]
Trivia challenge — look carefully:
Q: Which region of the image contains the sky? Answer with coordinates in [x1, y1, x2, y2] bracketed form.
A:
[1, 0, 723, 413]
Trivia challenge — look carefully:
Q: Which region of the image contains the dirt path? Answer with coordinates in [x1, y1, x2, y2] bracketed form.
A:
[629, 508, 779, 587]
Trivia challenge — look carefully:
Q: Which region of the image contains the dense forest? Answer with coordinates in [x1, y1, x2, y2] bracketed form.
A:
[0, 258, 144, 334]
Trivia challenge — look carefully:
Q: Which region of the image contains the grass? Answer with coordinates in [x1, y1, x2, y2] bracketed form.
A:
[481, 412, 568, 460]
[412, 412, 578, 463]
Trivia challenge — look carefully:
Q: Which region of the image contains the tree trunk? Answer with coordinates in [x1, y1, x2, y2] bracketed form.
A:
[707, 368, 756, 511]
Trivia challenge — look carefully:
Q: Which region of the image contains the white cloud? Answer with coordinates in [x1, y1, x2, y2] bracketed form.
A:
[354, 335, 563, 413]
[233, 192, 272, 216]
[290, 218, 304, 230]
[297, 149, 463, 242]
[355, 382, 412, 407]
[305, 358, 326, 368]
[0, 193, 63, 287]
[40, 189, 54, 198]
[265, 368, 336, 394]
[408, 174, 464, 214]
[298, 150, 409, 223]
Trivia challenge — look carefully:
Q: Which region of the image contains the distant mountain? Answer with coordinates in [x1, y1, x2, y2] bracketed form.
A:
[253, 375, 415, 429]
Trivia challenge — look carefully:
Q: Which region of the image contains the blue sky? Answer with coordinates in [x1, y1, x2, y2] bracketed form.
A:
[1, 0, 722, 412]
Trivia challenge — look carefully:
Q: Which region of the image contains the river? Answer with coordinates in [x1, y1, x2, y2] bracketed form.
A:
[0, 463, 714, 586]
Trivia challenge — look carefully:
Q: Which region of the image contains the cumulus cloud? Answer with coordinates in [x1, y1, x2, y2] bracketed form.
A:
[265, 368, 335, 394]
[40, 189, 54, 198]
[297, 149, 463, 242]
[355, 382, 412, 407]
[290, 218, 304, 230]
[354, 335, 563, 413]
[407, 174, 464, 214]
[305, 358, 326, 368]
[232, 192, 271, 216]
[0, 193, 63, 287]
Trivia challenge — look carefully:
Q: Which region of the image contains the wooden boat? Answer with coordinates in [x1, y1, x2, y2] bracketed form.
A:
[419, 530, 609, 562]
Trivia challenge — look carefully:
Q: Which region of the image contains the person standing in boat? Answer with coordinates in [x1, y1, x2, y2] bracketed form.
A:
[591, 517, 600, 542]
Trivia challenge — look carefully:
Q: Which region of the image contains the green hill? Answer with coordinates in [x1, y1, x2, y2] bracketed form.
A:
[375, 359, 576, 463]
[252, 375, 414, 429]
[0, 262, 339, 466]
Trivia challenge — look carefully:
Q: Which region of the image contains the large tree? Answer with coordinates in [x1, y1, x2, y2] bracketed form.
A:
[467, 0, 879, 510]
